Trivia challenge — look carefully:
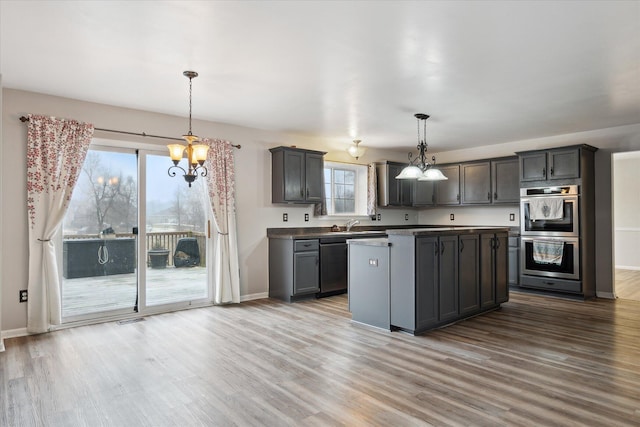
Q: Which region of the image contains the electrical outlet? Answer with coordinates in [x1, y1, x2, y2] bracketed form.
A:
[304, 213, 309, 222]
[450, 213, 455, 221]
[405, 213, 409, 221]
[283, 213, 288, 222]
[510, 213, 515, 221]
[371, 215, 377, 221]
[377, 213, 381, 221]
[19, 289, 28, 303]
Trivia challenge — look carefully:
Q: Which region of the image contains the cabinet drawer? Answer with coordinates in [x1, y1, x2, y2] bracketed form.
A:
[520, 275, 582, 293]
[294, 239, 319, 252]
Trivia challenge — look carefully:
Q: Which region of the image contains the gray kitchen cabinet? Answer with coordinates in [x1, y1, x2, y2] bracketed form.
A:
[458, 234, 480, 316]
[436, 165, 461, 205]
[376, 161, 414, 207]
[270, 146, 325, 203]
[508, 236, 519, 287]
[491, 157, 520, 203]
[461, 162, 491, 204]
[416, 236, 439, 329]
[480, 231, 509, 309]
[519, 147, 581, 183]
[461, 158, 519, 205]
[348, 239, 391, 330]
[414, 180, 436, 206]
[269, 238, 319, 302]
[438, 235, 459, 322]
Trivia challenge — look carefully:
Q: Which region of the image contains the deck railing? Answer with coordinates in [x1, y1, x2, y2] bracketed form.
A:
[63, 232, 207, 267]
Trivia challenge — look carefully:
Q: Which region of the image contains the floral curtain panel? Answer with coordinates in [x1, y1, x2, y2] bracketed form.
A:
[367, 163, 377, 216]
[26, 114, 94, 333]
[202, 138, 240, 304]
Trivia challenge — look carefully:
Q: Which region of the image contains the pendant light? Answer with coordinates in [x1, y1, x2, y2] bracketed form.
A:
[396, 114, 448, 181]
[167, 71, 209, 187]
[347, 139, 366, 160]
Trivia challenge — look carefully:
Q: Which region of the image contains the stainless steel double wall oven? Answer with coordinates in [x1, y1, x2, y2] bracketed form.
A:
[520, 185, 581, 281]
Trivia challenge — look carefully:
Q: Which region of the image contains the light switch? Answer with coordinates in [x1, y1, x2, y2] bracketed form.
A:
[369, 259, 378, 267]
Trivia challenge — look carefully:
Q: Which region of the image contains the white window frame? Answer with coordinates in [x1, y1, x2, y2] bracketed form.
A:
[323, 161, 369, 217]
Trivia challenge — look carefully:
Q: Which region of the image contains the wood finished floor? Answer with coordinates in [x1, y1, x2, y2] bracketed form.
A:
[1, 292, 639, 427]
[616, 268, 640, 301]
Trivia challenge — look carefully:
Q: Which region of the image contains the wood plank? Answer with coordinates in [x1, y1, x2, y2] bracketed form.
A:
[1, 292, 640, 426]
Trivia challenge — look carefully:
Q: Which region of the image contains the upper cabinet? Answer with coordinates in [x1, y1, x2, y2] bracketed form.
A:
[436, 165, 461, 205]
[460, 157, 519, 205]
[519, 147, 585, 183]
[376, 162, 414, 207]
[491, 157, 520, 203]
[270, 146, 326, 204]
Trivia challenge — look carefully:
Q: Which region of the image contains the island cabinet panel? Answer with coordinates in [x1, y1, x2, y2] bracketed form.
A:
[480, 232, 509, 309]
[438, 235, 459, 323]
[388, 228, 509, 335]
[415, 237, 439, 329]
[458, 234, 480, 316]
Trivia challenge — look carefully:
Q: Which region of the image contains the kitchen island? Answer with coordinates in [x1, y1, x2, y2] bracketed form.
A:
[386, 227, 509, 334]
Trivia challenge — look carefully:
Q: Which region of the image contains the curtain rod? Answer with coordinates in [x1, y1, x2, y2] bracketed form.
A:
[19, 116, 241, 149]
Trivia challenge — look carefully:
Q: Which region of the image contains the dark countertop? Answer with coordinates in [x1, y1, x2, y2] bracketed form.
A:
[347, 237, 391, 247]
[386, 226, 511, 236]
[267, 225, 518, 239]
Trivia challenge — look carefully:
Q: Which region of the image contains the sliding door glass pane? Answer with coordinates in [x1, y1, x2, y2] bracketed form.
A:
[145, 154, 208, 306]
[61, 149, 138, 318]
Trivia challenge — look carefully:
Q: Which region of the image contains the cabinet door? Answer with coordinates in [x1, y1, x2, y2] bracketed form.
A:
[438, 235, 459, 322]
[461, 162, 491, 204]
[414, 181, 436, 206]
[387, 163, 403, 206]
[416, 237, 439, 329]
[283, 150, 305, 201]
[293, 251, 319, 295]
[305, 153, 324, 202]
[491, 158, 520, 203]
[548, 148, 580, 180]
[458, 234, 480, 316]
[400, 179, 414, 206]
[520, 152, 547, 182]
[508, 246, 519, 286]
[436, 165, 461, 205]
[479, 234, 495, 309]
[495, 233, 509, 303]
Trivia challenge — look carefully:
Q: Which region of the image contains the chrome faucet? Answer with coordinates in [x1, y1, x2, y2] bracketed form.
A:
[345, 219, 360, 232]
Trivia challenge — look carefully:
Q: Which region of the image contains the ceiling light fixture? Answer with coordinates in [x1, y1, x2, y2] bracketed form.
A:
[347, 139, 366, 160]
[396, 114, 448, 181]
[167, 71, 209, 187]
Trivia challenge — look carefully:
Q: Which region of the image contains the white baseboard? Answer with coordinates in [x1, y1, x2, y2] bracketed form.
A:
[1, 327, 29, 340]
[596, 292, 616, 299]
[241, 292, 268, 302]
[615, 265, 640, 271]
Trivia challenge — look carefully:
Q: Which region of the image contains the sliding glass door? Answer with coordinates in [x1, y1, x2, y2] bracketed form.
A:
[61, 144, 210, 322]
[61, 147, 138, 319]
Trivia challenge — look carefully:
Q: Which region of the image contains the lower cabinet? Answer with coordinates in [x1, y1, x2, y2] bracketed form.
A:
[390, 230, 508, 335]
[269, 238, 319, 302]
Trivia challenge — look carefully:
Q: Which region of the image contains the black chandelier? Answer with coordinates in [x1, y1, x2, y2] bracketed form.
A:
[396, 113, 447, 181]
[167, 71, 209, 187]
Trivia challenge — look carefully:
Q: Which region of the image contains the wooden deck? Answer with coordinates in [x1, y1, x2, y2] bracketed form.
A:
[62, 267, 207, 318]
[2, 291, 640, 426]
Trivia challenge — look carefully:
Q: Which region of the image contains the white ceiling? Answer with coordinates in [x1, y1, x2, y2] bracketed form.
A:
[1, 1, 639, 152]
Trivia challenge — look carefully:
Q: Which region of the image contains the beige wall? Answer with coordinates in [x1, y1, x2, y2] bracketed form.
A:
[613, 152, 640, 269]
[2, 87, 640, 333]
[0, 88, 414, 332]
